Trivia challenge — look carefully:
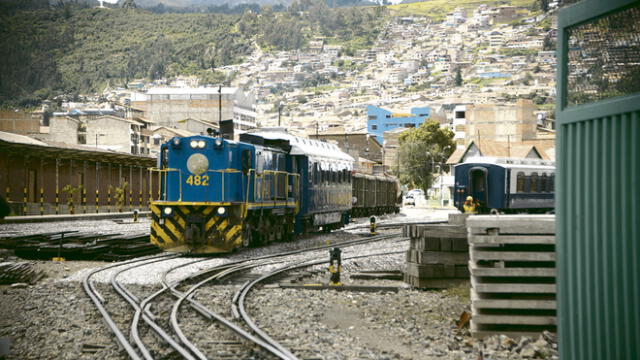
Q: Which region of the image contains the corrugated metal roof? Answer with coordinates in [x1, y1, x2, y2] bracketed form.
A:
[0, 131, 48, 146]
[248, 130, 354, 162]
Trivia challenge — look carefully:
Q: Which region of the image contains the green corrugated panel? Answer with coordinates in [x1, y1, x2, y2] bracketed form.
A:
[557, 1, 640, 359]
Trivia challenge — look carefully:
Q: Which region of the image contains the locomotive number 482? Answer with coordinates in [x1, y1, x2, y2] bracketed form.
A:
[186, 175, 209, 186]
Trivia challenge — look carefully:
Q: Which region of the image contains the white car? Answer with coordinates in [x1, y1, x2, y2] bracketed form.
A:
[404, 195, 415, 206]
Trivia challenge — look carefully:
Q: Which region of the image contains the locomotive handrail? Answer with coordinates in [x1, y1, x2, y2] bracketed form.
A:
[149, 167, 183, 201]
[150, 166, 299, 210]
[247, 169, 300, 212]
[204, 169, 242, 202]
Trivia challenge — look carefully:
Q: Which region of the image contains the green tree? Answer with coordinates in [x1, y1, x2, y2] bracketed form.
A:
[121, 0, 137, 9]
[398, 120, 455, 193]
[454, 68, 463, 86]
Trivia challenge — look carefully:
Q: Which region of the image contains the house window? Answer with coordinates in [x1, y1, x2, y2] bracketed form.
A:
[154, 137, 161, 145]
[385, 114, 391, 118]
[404, 123, 415, 128]
[368, 115, 377, 120]
[372, 125, 377, 130]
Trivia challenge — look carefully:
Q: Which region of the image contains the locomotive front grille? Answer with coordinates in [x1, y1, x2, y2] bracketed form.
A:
[150, 203, 244, 253]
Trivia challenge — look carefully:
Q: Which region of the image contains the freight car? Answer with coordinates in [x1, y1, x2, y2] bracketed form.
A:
[453, 157, 555, 214]
[351, 173, 400, 217]
[150, 130, 355, 253]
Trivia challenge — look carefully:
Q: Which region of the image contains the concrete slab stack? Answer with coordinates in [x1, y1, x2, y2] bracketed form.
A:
[467, 215, 556, 338]
[403, 220, 469, 289]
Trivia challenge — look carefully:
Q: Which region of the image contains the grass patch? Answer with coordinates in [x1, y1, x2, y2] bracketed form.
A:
[443, 281, 471, 302]
[388, 0, 537, 20]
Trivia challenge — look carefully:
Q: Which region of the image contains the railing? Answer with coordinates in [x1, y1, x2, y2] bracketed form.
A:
[150, 167, 182, 201]
[151, 167, 300, 212]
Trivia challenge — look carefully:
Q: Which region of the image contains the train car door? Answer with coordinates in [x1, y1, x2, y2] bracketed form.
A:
[467, 167, 488, 208]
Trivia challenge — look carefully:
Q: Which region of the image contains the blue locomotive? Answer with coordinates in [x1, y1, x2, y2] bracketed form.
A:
[453, 157, 555, 214]
[150, 130, 354, 253]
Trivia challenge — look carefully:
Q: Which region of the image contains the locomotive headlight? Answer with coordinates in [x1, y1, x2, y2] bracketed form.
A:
[214, 137, 223, 148]
[171, 138, 181, 148]
[190, 140, 198, 149]
[187, 153, 209, 175]
[163, 207, 173, 216]
[197, 140, 206, 149]
[216, 206, 226, 216]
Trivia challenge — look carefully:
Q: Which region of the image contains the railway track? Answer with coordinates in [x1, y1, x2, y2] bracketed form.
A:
[83, 231, 410, 359]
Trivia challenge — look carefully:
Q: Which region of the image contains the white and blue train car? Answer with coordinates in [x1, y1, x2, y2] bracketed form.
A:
[453, 157, 555, 214]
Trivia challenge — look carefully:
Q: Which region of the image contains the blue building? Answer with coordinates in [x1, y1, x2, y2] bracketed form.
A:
[367, 105, 430, 142]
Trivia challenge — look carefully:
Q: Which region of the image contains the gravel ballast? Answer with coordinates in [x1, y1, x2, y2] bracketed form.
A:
[0, 209, 558, 359]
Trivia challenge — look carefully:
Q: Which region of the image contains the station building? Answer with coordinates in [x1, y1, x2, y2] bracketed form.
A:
[0, 131, 157, 216]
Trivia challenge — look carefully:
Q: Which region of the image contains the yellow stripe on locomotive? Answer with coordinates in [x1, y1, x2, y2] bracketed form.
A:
[150, 202, 244, 254]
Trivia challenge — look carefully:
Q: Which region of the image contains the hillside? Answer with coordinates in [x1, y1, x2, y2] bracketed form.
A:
[0, 2, 384, 107]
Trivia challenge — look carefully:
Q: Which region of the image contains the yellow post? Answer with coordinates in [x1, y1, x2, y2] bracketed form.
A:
[23, 186, 27, 215]
[40, 187, 44, 216]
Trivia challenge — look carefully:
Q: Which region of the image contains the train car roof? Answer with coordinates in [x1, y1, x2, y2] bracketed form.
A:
[241, 130, 354, 162]
[457, 156, 556, 170]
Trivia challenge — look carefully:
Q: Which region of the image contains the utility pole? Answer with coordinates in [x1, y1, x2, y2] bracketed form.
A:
[316, 121, 319, 136]
[218, 84, 222, 126]
[278, 102, 283, 127]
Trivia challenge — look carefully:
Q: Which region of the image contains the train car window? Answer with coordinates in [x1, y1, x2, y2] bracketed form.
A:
[530, 173, 539, 193]
[313, 163, 318, 184]
[524, 176, 531, 193]
[549, 174, 555, 192]
[516, 172, 525, 192]
[541, 173, 548, 192]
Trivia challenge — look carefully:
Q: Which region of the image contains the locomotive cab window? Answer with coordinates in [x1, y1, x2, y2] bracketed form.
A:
[256, 152, 264, 173]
